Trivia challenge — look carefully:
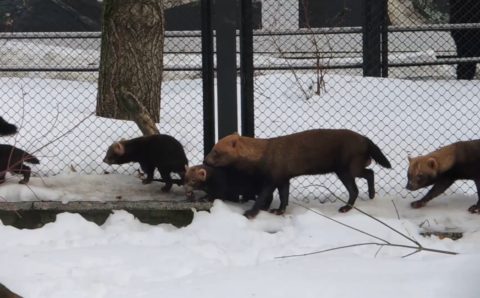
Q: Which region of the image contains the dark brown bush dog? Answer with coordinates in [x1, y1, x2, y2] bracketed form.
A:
[205, 129, 391, 218]
[104, 134, 188, 192]
[0, 145, 39, 185]
[407, 139, 480, 213]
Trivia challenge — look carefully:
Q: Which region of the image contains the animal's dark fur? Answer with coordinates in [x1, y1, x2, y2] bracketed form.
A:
[407, 139, 480, 213]
[0, 117, 17, 136]
[0, 283, 22, 298]
[0, 145, 39, 185]
[103, 134, 188, 192]
[205, 129, 391, 218]
[184, 164, 273, 208]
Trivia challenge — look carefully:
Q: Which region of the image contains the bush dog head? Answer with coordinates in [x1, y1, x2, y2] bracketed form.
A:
[184, 165, 208, 199]
[103, 140, 126, 165]
[204, 134, 240, 167]
[406, 156, 439, 190]
[406, 145, 455, 191]
[204, 133, 264, 169]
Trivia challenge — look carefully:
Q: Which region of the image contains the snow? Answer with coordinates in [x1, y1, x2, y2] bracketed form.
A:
[2, 69, 480, 296]
[0, 173, 186, 203]
[1, 199, 480, 298]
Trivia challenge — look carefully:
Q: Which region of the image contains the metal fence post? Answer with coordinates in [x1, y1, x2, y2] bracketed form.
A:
[240, 0, 254, 137]
[201, 0, 215, 155]
[381, 0, 389, 77]
[363, 0, 381, 77]
[215, 0, 238, 139]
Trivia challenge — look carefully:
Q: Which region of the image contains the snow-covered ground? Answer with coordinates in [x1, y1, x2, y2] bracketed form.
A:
[1, 69, 480, 297]
[1, 198, 479, 298]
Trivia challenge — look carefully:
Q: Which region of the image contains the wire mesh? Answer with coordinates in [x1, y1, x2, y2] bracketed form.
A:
[254, 0, 480, 206]
[0, 32, 204, 177]
[1, 0, 480, 208]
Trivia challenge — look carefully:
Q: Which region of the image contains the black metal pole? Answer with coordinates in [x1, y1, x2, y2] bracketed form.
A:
[363, 0, 381, 77]
[240, 0, 254, 137]
[215, 0, 238, 139]
[201, 0, 215, 155]
[381, 0, 389, 77]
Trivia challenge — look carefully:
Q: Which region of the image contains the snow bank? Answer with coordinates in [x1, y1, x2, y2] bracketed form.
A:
[0, 199, 479, 298]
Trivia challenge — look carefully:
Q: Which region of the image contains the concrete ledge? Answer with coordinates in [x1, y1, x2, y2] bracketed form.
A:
[0, 200, 213, 229]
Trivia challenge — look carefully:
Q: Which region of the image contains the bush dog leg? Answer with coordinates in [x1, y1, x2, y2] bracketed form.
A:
[410, 178, 454, 209]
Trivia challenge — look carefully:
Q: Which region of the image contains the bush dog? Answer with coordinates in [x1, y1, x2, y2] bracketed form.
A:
[204, 129, 391, 218]
[406, 139, 480, 213]
[184, 164, 273, 208]
[0, 144, 39, 184]
[103, 134, 188, 192]
[0, 117, 17, 136]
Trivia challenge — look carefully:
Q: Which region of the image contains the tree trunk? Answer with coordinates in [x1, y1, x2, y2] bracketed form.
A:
[96, 0, 164, 135]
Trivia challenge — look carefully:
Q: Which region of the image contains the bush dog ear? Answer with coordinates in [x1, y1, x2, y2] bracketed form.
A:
[407, 155, 412, 162]
[184, 165, 189, 172]
[198, 168, 207, 181]
[427, 157, 437, 170]
[230, 133, 240, 148]
[113, 142, 125, 155]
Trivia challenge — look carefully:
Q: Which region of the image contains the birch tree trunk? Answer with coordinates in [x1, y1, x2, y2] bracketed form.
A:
[96, 0, 164, 135]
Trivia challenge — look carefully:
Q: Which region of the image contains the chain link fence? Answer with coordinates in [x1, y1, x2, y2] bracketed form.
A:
[1, 0, 480, 206]
[0, 31, 205, 176]
[254, 0, 480, 205]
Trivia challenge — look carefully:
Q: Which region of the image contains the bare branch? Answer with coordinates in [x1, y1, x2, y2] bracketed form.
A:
[391, 199, 400, 220]
[276, 241, 457, 259]
[292, 202, 390, 244]
[280, 201, 458, 260]
[303, 184, 423, 247]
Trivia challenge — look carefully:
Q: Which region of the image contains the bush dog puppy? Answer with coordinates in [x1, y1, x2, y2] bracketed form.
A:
[406, 139, 480, 213]
[0, 144, 39, 184]
[103, 134, 188, 192]
[184, 164, 273, 208]
[204, 129, 391, 218]
[0, 117, 17, 136]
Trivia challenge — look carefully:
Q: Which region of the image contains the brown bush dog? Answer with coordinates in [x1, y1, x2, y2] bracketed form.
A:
[204, 129, 391, 218]
[0, 144, 39, 185]
[103, 134, 188, 192]
[184, 164, 273, 208]
[406, 139, 480, 213]
[0, 283, 22, 298]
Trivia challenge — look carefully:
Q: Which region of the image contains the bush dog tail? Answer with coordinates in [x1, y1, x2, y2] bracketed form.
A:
[19, 150, 40, 164]
[367, 138, 391, 168]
